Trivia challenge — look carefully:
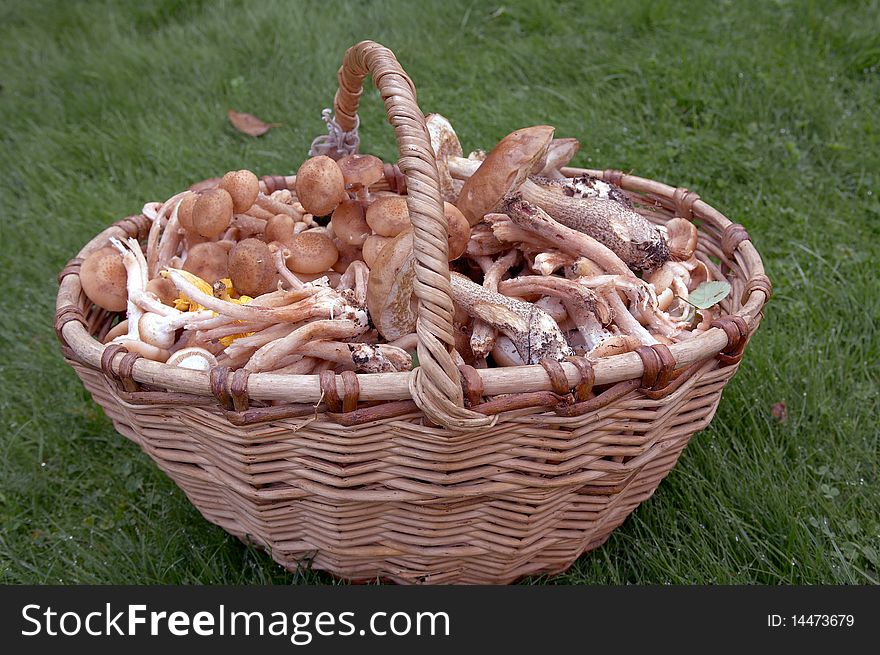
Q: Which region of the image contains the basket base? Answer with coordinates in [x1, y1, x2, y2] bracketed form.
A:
[68, 354, 736, 585]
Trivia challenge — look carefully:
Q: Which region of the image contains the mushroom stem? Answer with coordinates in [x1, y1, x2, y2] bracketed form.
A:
[244, 319, 368, 372]
[297, 341, 412, 373]
[271, 245, 305, 290]
[501, 196, 635, 277]
[451, 271, 571, 364]
[603, 289, 659, 345]
[337, 260, 369, 308]
[470, 250, 519, 358]
[497, 275, 612, 325]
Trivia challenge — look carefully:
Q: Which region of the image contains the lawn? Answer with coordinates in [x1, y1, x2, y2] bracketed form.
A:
[0, 0, 877, 584]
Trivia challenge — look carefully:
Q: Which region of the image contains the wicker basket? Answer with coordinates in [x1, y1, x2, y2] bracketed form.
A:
[54, 41, 771, 584]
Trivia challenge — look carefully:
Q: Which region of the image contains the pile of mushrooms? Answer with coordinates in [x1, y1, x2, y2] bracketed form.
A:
[79, 115, 726, 379]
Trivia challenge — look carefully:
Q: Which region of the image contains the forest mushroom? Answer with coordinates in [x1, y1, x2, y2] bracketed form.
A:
[500, 197, 635, 277]
[244, 318, 368, 372]
[286, 231, 339, 275]
[219, 169, 260, 214]
[228, 238, 276, 296]
[265, 213, 297, 245]
[176, 191, 198, 233]
[537, 138, 580, 179]
[80, 246, 129, 311]
[165, 347, 218, 371]
[331, 199, 371, 248]
[365, 195, 411, 237]
[365, 230, 418, 340]
[336, 154, 385, 204]
[455, 124, 555, 225]
[294, 156, 346, 216]
[182, 241, 229, 284]
[362, 234, 391, 268]
[192, 188, 234, 238]
[426, 113, 465, 203]
[663, 217, 698, 261]
[517, 176, 669, 272]
[451, 271, 572, 364]
[444, 202, 471, 261]
[145, 276, 178, 306]
[138, 310, 213, 350]
[469, 250, 520, 358]
[295, 340, 412, 373]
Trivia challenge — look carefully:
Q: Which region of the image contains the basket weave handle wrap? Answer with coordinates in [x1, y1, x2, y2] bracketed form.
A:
[332, 41, 492, 430]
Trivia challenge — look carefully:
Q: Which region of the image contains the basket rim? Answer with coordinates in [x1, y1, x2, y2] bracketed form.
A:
[55, 166, 770, 408]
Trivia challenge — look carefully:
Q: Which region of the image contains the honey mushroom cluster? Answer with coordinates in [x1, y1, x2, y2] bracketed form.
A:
[79, 114, 730, 382]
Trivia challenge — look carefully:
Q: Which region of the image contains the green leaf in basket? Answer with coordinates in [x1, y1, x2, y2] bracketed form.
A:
[411, 352, 420, 368]
[685, 280, 731, 310]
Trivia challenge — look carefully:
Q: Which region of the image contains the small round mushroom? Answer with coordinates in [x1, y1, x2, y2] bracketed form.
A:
[166, 347, 218, 371]
[219, 169, 260, 214]
[265, 213, 297, 245]
[331, 199, 371, 247]
[336, 154, 384, 204]
[192, 188, 234, 238]
[294, 156, 346, 217]
[362, 234, 391, 268]
[176, 192, 199, 232]
[183, 242, 229, 284]
[365, 195, 411, 237]
[145, 276, 178, 306]
[80, 246, 128, 311]
[228, 238, 276, 296]
[286, 231, 339, 275]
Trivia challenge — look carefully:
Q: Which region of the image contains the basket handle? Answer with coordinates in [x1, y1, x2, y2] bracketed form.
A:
[326, 41, 492, 430]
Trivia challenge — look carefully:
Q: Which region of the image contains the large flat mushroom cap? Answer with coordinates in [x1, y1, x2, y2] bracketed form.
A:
[455, 125, 555, 226]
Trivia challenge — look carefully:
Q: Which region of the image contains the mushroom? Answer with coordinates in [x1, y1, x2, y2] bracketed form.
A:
[426, 113, 465, 203]
[294, 156, 346, 217]
[365, 195, 411, 237]
[219, 169, 260, 214]
[469, 249, 520, 359]
[286, 231, 339, 275]
[362, 234, 390, 268]
[443, 202, 471, 261]
[192, 188, 234, 238]
[331, 199, 371, 248]
[182, 241, 229, 284]
[244, 318, 368, 372]
[138, 310, 213, 350]
[455, 125, 555, 226]
[663, 217, 698, 261]
[500, 197, 635, 277]
[176, 192, 199, 233]
[165, 347, 218, 371]
[80, 246, 128, 311]
[145, 276, 178, 306]
[516, 176, 669, 272]
[537, 138, 580, 179]
[450, 271, 571, 364]
[228, 238, 276, 297]
[336, 154, 385, 205]
[365, 230, 418, 341]
[265, 213, 297, 245]
[295, 341, 412, 373]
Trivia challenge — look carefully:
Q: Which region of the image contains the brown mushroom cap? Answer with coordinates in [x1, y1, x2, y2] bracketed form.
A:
[362, 234, 391, 268]
[444, 202, 470, 261]
[365, 195, 411, 237]
[177, 192, 199, 232]
[192, 188, 234, 237]
[219, 169, 260, 214]
[336, 154, 385, 191]
[265, 214, 297, 245]
[286, 231, 339, 275]
[331, 199, 371, 247]
[228, 238, 276, 296]
[365, 230, 417, 341]
[145, 276, 178, 306]
[294, 156, 346, 217]
[183, 241, 229, 284]
[455, 125, 555, 225]
[81, 246, 128, 311]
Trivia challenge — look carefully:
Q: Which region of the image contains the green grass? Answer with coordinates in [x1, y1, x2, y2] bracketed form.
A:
[1, 0, 878, 585]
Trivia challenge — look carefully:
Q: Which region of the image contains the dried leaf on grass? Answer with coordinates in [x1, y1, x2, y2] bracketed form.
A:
[227, 109, 279, 136]
[771, 401, 788, 423]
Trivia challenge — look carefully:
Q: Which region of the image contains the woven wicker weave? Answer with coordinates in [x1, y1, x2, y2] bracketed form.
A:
[55, 41, 771, 584]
